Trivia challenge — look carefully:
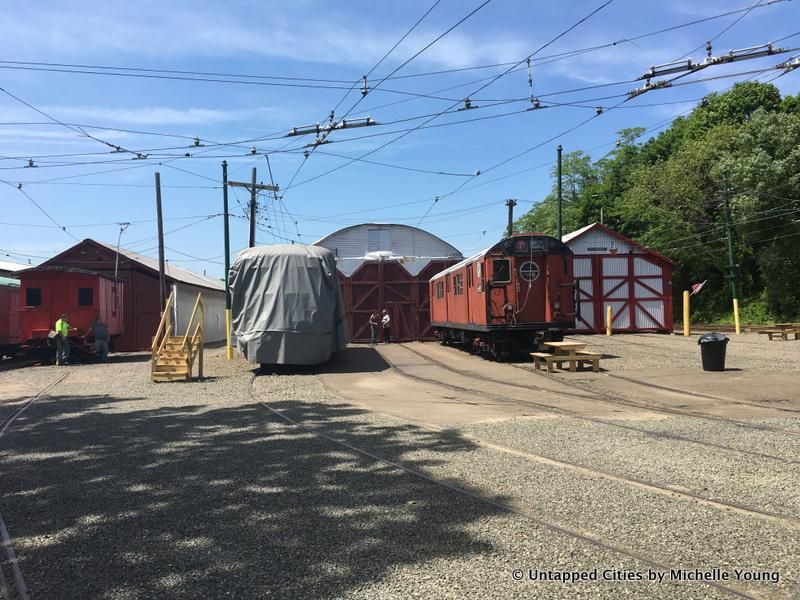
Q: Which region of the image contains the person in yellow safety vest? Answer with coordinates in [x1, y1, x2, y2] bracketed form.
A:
[54, 313, 70, 366]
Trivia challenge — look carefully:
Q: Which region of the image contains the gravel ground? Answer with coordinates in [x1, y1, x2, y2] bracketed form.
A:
[253, 373, 799, 599]
[460, 417, 800, 518]
[566, 332, 800, 373]
[0, 346, 797, 599]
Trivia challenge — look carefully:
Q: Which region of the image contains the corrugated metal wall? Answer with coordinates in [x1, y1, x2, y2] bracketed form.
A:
[172, 283, 227, 344]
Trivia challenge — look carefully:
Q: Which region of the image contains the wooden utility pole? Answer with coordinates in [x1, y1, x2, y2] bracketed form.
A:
[505, 198, 517, 238]
[222, 161, 233, 360]
[155, 172, 166, 313]
[227, 168, 278, 248]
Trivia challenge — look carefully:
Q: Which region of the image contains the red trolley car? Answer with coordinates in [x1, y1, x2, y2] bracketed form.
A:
[429, 233, 577, 358]
[18, 267, 124, 355]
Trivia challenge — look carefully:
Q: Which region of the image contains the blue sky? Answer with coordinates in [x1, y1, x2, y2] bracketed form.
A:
[1, 0, 798, 277]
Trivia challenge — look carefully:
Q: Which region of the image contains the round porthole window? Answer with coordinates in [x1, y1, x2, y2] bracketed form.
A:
[520, 261, 540, 282]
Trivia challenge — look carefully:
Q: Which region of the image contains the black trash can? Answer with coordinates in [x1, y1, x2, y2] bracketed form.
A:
[698, 332, 729, 371]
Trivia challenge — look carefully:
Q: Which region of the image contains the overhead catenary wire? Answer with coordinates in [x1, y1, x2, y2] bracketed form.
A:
[281, 0, 492, 196]
[0, 179, 79, 241]
[284, 0, 618, 195]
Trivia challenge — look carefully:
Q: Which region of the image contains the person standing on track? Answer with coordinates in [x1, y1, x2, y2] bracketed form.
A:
[54, 313, 70, 366]
[84, 312, 110, 362]
[368, 311, 379, 347]
[381, 309, 391, 344]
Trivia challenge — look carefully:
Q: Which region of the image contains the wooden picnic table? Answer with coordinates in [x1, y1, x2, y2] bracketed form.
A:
[541, 341, 587, 356]
[534, 341, 601, 373]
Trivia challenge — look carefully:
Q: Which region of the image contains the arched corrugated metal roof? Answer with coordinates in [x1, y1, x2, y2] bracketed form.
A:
[314, 223, 461, 257]
[314, 223, 462, 275]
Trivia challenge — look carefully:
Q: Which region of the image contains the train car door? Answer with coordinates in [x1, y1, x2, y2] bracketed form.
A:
[488, 257, 512, 325]
[514, 256, 546, 323]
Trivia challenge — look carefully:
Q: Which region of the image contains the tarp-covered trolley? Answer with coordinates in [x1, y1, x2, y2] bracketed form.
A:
[429, 234, 577, 359]
[230, 244, 348, 366]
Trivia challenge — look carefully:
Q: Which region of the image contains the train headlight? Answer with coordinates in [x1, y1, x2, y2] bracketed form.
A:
[553, 301, 561, 310]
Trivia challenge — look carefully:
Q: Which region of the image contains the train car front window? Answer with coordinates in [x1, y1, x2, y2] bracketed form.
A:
[492, 259, 511, 283]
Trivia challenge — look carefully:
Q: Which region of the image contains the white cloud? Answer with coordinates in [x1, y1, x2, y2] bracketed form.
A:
[2, 1, 528, 70]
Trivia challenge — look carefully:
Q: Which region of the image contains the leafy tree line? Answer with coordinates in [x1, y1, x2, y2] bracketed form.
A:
[515, 82, 800, 323]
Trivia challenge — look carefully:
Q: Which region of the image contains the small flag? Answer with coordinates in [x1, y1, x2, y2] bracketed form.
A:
[690, 280, 707, 296]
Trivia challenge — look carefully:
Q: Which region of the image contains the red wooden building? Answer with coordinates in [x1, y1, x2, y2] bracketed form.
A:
[562, 223, 675, 333]
[38, 239, 225, 351]
[18, 267, 124, 345]
[315, 224, 462, 342]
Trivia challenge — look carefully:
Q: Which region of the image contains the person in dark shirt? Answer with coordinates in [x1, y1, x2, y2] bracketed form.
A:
[368, 312, 379, 346]
[84, 312, 110, 362]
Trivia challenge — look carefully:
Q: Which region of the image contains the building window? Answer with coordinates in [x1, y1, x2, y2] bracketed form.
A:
[492, 259, 511, 283]
[454, 273, 464, 295]
[78, 287, 94, 306]
[25, 288, 42, 306]
[436, 281, 444, 299]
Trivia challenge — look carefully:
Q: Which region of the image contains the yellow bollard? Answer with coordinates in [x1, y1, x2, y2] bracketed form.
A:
[683, 290, 690, 337]
[733, 298, 741, 335]
[606, 305, 612, 336]
[225, 308, 233, 360]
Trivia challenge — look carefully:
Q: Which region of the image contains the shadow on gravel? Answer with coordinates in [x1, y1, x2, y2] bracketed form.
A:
[0, 388, 502, 599]
[260, 346, 390, 375]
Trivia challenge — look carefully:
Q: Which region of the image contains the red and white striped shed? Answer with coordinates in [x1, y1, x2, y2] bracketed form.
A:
[562, 223, 675, 333]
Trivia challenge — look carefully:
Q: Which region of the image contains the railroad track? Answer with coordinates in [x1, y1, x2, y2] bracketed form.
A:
[0, 371, 70, 600]
[313, 370, 799, 528]
[387, 344, 799, 465]
[248, 374, 763, 600]
[400, 342, 800, 437]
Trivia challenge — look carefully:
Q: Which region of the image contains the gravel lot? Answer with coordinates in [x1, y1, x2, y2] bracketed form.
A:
[0, 332, 798, 599]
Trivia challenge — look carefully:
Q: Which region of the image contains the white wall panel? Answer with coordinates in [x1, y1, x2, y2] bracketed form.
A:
[635, 279, 663, 296]
[172, 283, 227, 344]
[602, 257, 628, 277]
[635, 301, 666, 329]
[578, 279, 593, 296]
[568, 231, 632, 255]
[576, 302, 594, 329]
[573, 257, 593, 278]
[634, 257, 662, 276]
[608, 301, 630, 328]
[603, 279, 628, 299]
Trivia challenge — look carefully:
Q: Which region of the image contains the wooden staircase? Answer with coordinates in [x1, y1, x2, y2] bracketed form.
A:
[151, 291, 204, 382]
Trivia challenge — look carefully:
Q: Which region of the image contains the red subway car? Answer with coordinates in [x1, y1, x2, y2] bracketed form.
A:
[429, 233, 576, 358]
[18, 267, 124, 353]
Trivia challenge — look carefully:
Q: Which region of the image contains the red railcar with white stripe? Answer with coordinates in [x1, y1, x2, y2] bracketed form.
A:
[429, 234, 576, 358]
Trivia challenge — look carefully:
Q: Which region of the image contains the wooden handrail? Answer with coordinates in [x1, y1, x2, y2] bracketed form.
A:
[151, 290, 175, 352]
[182, 294, 203, 351]
[155, 324, 172, 359]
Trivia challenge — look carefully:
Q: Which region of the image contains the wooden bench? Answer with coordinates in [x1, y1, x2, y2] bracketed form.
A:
[531, 351, 602, 373]
[758, 328, 799, 341]
[575, 350, 602, 372]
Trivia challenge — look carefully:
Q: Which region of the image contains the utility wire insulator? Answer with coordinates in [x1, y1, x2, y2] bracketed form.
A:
[361, 75, 368, 96]
[638, 42, 787, 80]
[628, 80, 672, 98]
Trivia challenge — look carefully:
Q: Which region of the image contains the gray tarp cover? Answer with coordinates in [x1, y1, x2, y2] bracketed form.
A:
[230, 244, 348, 365]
